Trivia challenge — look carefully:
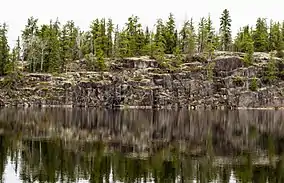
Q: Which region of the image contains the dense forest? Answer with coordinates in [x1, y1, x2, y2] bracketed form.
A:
[0, 9, 283, 75]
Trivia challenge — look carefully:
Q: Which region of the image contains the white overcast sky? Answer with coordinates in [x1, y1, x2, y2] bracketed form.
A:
[1, 0, 283, 47]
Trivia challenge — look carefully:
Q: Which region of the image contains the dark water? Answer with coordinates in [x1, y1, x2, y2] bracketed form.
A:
[1, 108, 284, 182]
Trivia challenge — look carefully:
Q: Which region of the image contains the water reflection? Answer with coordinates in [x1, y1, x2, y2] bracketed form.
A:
[0, 109, 284, 182]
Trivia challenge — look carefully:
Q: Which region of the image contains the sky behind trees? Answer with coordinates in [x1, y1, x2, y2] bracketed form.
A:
[1, 0, 283, 46]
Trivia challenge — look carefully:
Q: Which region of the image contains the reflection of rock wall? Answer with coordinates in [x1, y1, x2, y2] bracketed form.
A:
[1, 53, 284, 109]
[1, 108, 284, 155]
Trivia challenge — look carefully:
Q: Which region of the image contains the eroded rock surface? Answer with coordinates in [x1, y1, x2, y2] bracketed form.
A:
[1, 52, 284, 109]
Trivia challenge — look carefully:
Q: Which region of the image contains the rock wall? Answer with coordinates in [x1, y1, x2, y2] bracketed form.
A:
[1, 52, 284, 109]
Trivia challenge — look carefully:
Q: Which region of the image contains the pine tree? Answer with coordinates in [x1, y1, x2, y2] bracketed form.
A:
[22, 17, 39, 72]
[197, 17, 208, 53]
[15, 36, 21, 61]
[125, 15, 144, 56]
[106, 18, 114, 57]
[99, 18, 107, 56]
[269, 21, 283, 55]
[113, 25, 120, 58]
[142, 26, 151, 55]
[46, 20, 61, 73]
[252, 18, 269, 52]
[180, 18, 196, 56]
[118, 30, 129, 58]
[96, 47, 105, 70]
[154, 19, 166, 60]
[265, 53, 278, 84]
[205, 15, 215, 59]
[164, 13, 177, 54]
[0, 23, 10, 75]
[180, 20, 190, 53]
[90, 19, 100, 55]
[220, 9, 232, 51]
[242, 26, 254, 66]
[188, 18, 197, 56]
[60, 24, 70, 72]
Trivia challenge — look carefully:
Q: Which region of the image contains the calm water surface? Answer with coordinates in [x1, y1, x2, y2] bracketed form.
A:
[0, 108, 284, 183]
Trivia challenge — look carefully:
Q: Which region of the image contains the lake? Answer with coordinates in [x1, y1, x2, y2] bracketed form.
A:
[0, 108, 284, 182]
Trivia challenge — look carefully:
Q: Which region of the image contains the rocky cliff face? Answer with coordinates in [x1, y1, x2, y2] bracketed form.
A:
[1, 52, 284, 109]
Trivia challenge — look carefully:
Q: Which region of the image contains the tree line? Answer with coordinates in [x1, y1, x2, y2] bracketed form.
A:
[0, 9, 284, 75]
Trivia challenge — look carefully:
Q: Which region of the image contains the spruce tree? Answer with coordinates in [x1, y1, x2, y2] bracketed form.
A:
[46, 20, 61, 73]
[188, 18, 197, 56]
[22, 17, 39, 72]
[220, 9, 232, 51]
[154, 19, 166, 60]
[118, 30, 129, 58]
[269, 21, 283, 55]
[242, 26, 254, 66]
[205, 15, 215, 59]
[197, 17, 208, 53]
[252, 18, 269, 52]
[113, 25, 120, 58]
[106, 18, 114, 57]
[180, 20, 190, 53]
[142, 26, 151, 55]
[164, 13, 177, 54]
[0, 23, 10, 75]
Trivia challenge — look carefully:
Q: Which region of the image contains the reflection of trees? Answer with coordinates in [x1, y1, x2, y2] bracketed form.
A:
[2, 109, 284, 156]
[0, 137, 284, 182]
[1, 109, 284, 182]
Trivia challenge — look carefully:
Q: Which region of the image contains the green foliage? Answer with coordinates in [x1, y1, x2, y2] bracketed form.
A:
[252, 18, 269, 52]
[179, 18, 196, 56]
[2, 12, 284, 75]
[263, 53, 278, 84]
[164, 13, 177, 54]
[0, 23, 10, 76]
[96, 48, 106, 71]
[197, 17, 208, 53]
[249, 77, 258, 91]
[220, 9, 232, 51]
[173, 46, 182, 67]
[243, 32, 255, 66]
[269, 21, 283, 52]
[206, 62, 215, 81]
[233, 76, 244, 87]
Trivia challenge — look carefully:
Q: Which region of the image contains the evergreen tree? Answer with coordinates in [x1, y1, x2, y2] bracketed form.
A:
[220, 9, 232, 51]
[0, 23, 10, 75]
[188, 18, 197, 56]
[113, 25, 120, 58]
[242, 26, 255, 66]
[164, 13, 177, 54]
[197, 17, 208, 53]
[264, 53, 278, 84]
[252, 18, 269, 52]
[99, 18, 107, 56]
[90, 19, 100, 55]
[205, 15, 215, 59]
[106, 18, 114, 57]
[269, 21, 283, 54]
[142, 26, 151, 55]
[22, 17, 39, 72]
[180, 18, 196, 56]
[154, 19, 166, 60]
[118, 30, 129, 58]
[125, 15, 144, 56]
[15, 36, 21, 61]
[180, 20, 190, 53]
[60, 23, 70, 72]
[46, 20, 61, 73]
[96, 47, 106, 70]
